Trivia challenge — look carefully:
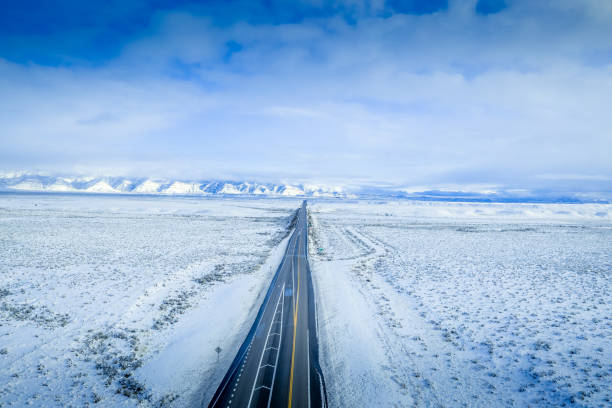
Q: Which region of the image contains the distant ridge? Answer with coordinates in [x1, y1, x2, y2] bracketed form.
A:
[0, 173, 607, 203]
[0, 173, 349, 198]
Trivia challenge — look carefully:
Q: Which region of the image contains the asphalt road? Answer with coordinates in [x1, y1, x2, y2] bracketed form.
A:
[208, 201, 326, 408]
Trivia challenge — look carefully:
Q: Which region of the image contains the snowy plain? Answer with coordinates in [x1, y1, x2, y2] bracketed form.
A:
[308, 200, 612, 408]
[1, 194, 611, 408]
[0, 193, 299, 407]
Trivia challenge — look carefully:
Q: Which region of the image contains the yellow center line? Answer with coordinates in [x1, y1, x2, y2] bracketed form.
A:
[288, 233, 301, 408]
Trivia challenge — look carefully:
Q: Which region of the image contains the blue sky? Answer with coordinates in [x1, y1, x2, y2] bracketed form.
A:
[1, 0, 611, 194]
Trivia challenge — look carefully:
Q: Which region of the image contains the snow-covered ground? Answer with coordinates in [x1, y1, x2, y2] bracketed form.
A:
[0, 193, 299, 407]
[2, 195, 610, 407]
[308, 200, 612, 408]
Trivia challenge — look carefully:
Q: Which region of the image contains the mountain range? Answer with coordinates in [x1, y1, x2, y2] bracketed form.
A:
[0, 173, 607, 203]
[0, 173, 348, 197]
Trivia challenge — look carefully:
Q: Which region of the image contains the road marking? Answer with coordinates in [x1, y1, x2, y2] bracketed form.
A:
[307, 328, 311, 408]
[288, 232, 301, 408]
[211, 206, 312, 408]
[247, 283, 285, 408]
[292, 252, 296, 305]
[267, 288, 285, 408]
[209, 227, 297, 408]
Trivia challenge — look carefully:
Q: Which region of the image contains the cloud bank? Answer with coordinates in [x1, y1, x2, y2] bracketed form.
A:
[1, 0, 611, 194]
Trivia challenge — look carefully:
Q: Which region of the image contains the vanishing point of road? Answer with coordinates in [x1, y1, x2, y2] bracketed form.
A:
[208, 201, 326, 408]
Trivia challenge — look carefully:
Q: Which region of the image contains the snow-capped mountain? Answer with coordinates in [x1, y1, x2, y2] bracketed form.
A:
[0, 173, 348, 198]
[1, 172, 604, 202]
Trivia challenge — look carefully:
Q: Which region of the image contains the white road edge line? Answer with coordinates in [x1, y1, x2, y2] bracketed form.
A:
[307, 328, 311, 408]
[267, 286, 285, 408]
[210, 229, 296, 408]
[247, 283, 285, 408]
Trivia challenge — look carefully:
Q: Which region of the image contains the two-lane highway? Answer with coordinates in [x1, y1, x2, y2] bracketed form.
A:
[208, 201, 326, 408]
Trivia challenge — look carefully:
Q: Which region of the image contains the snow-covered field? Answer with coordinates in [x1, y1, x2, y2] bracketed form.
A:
[308, 200, 612, 408]
[0, 193, 299, 407]
[2, 194, 610, 408]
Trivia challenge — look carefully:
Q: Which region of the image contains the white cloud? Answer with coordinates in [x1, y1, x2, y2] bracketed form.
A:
[1, 0, 611, 191]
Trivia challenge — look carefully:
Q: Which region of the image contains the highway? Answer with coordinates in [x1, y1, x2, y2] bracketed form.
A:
[208, 201, 326, 408]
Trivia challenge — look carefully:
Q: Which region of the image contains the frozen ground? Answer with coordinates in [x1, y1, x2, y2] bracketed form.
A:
[308, 200, 612, 408]
[0, 193, 299, 407]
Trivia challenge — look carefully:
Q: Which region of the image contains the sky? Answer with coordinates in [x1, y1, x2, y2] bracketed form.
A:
[1, 0, 611, 194]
